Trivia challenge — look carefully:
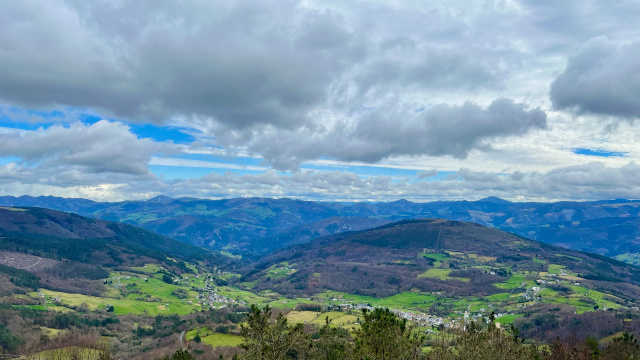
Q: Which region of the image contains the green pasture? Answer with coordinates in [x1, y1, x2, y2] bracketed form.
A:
[267, 297, 310, 309]
[420, 252, 448, 261]
[533, 257, 547, 265]
[316, 291, 380, 305]
[186, 327, 244, 348]
[129, 263, 161, 274]
[377, 292, 436, 309]
[418, 269, 470, 282]
[485, 293, 511, 302]
[495, 314, 523, 324]
[287, 311, 322, 323]
[200, 333, 244, 348]
[614, 252, 640, 266]
[33, 288, 202, 316]
[547, 264, 566, 274]
[217, 286, 270, 304]
[493, 275, 526, 289]
[266, 264, 296, 279]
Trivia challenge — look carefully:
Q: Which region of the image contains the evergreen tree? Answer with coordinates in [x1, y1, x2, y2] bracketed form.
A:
[240, 305, 312, 360]
[165, 348, 196, 360]
[348, 307, 424, 360]
[311, 316, 349, 360]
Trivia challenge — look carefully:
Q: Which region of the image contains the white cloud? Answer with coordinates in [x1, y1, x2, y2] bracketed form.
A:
[3, 161, 640, 202]
[0, 120, 173, 175]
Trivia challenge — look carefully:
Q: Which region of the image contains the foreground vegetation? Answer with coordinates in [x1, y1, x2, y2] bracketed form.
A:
[3, 300, 639, 360]
[162, 305, 640, 360]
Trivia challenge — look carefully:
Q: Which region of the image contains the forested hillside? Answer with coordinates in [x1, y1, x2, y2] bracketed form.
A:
[2, 196, 640, 264]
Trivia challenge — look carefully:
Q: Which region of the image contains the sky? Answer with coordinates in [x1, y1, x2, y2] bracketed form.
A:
[1, 0, 640, 202]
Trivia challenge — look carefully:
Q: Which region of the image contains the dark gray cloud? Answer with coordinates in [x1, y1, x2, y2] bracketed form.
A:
[242, 98, 546, 169]
[0, 1, 355, 128]
[551, 36, 640, 119]
[0, 0, 515, 129]
[517, 0, 640, 54]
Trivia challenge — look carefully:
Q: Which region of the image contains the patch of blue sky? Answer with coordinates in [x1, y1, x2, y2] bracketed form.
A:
[300, 162, 420, 178]
[0, 156, 20, 165]
[161, 152, 460, 182]
[76, 112, 103, 125]
[0, 108, 196, 145]
[0, 107, 96, 130]
[0, 118, 56, 131]
[127, 123, 196, 144]
[175, 152, 258, 163]
[573, 148, 626, 157]
[149, 164, 263, 180]
[0, 106, 97, 128]
[75, 112, 197, 144]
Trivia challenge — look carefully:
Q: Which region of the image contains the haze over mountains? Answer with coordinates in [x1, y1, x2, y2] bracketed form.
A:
[1, 195, 639, 265]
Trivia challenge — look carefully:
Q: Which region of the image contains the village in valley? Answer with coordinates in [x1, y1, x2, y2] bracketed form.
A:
[26, 250, 632, 350]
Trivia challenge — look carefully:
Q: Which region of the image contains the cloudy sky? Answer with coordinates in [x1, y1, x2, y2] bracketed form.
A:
[1, 0, 640, 202]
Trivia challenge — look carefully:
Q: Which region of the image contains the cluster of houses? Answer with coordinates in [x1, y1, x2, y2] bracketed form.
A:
[105, 274, 150, 287]
[195, 275, 246, 308]
[391, 309, 446, 327]
[524, 286, 543, 302]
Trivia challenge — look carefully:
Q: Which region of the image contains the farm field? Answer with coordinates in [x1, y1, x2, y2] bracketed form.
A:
[32, 289, 201, 316]
[286, 311, 361, 331]
[377, 292, 437, 310]
[614, 252, 640, 266]
[185, 327, 244, 348]
[33, 346, 105, 360]
[12, 252, 634, 360]
[199, 333, 244, 348]
[418, 268, 470, 282]
[26, 259, 623, 325]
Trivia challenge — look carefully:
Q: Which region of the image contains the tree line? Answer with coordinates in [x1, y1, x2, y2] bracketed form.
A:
[168, 305, 640, 360]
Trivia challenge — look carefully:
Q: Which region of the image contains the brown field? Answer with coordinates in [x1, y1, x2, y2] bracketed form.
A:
[0, 251, 60, 272]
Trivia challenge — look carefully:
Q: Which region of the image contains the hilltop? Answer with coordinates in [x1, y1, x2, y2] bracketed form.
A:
[0, 206, 229, 296]
[256, 216, 391, 253]
[242, 219, 640, 304]
[0, 206, 221, 260]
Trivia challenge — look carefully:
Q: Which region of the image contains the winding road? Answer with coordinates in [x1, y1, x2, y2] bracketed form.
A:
[179, 330, 186, 348]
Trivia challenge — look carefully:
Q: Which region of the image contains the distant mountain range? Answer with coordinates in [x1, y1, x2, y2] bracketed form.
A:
[1, 195, 640, 264]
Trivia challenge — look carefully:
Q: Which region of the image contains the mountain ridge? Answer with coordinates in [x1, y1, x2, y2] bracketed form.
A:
[3, 195, 640, 264]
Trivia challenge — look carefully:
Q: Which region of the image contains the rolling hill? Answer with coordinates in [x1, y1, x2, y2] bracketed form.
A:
[255, 216, 391, 253]
[0, 206, 229, 296]
[0, 206, 221, 260]
[242, 219, 640, 305]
